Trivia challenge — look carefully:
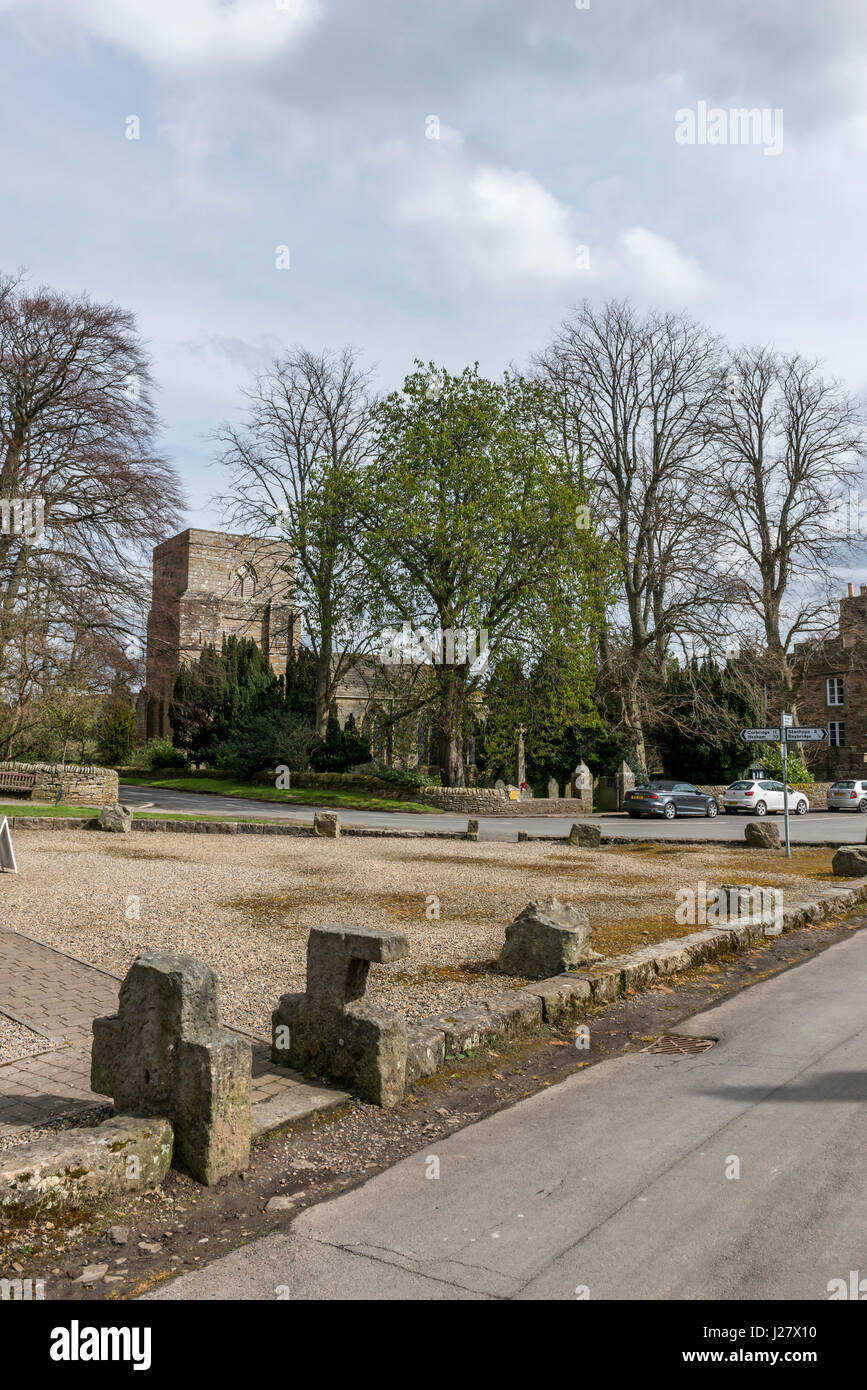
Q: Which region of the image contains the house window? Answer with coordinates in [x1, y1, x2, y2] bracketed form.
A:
[829, 721, 846, 747]
[827, 678, 844, 706]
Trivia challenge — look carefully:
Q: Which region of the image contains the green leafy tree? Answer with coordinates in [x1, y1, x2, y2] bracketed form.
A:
[169, 635, 312, 773]
[96, 699, 136, 766]
[360, 363, 616, 785]
[650, 655, 764, 783]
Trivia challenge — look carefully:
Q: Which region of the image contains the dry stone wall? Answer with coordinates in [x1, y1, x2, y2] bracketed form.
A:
[0, 760, 118, 806]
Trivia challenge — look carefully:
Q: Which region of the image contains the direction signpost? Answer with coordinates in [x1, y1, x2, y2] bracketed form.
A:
[738, 720, 828, 858]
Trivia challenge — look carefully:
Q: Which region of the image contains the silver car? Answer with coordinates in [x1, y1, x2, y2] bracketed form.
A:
[723, 779, 809, 816]
[827, 780, 867, 813]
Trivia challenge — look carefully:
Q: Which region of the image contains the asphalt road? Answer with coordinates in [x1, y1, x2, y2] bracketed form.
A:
[149, 927, 867, 1301]
[120, 783, 867, 844]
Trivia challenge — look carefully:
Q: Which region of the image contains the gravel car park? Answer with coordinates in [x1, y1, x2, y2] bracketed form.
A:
[624, 780, 719, 819]
[827, 779, 867, 812]
[723, 779, 810, 816]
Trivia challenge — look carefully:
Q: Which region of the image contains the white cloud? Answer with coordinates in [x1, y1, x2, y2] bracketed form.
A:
[0, 0, 320, 76]
[389, 131, 578, 291]
[613, 226, 710, 299]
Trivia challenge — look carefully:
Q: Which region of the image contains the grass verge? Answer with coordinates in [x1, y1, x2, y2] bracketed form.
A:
[118, 775, 436, 815]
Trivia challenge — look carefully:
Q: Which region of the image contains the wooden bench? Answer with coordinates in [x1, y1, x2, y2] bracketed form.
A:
[0, 770, 36, 797]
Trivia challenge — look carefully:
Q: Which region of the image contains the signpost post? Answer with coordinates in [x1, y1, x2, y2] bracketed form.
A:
[780, 714, 793, 857]
[738, 721, 828, 859]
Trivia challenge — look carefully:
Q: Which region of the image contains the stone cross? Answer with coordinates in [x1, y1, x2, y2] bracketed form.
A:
[272, 925, 410, 1107]
[91, 952, 251, 1185]
[516, 725, 527, 789]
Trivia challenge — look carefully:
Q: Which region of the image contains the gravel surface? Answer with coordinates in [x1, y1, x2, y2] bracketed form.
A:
[0, 831, 834, 1036]
[0, 1013, 52, 1065]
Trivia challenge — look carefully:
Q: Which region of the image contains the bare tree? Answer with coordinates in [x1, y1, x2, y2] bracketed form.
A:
[217, 345, 379, 737]
[710, 346, 866, 713]
[0, 272, 184, 753]
[537, 300, 728, 771]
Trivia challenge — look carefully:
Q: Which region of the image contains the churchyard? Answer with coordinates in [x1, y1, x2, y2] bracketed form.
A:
[0, 826, 841, 1057]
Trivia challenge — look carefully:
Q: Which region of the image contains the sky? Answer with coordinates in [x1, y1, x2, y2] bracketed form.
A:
[1, 0, 866, 551]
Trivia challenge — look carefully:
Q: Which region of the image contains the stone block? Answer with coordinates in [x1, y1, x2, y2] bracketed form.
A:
[97, 803, 134, 832]
[314, 811, 340, 838]
[0, 1116, 173, 1211]
[272, 925, 410, 1107]
[832, 846, 867, 877]
[745, 820, 781, 848]
[519, 974, 593, 1024]
[91, 952, 251, 1185]
[568, 822, 602, 848]
[406, 1023, 447, 1082]
[466, 818, 479, 841]
[498, 897, 599, 978]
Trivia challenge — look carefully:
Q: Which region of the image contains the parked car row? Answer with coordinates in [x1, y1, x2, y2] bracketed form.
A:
[624, 777, 867, 818]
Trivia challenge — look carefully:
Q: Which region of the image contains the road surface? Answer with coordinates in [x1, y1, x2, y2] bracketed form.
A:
[150, 927, 867, 1301]
[120, 783, 867, 844]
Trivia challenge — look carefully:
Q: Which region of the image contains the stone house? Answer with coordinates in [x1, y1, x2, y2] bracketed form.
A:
[791, 583, 867, 779]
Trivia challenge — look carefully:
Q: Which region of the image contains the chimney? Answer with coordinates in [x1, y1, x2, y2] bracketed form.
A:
[848, 583, 855, 597]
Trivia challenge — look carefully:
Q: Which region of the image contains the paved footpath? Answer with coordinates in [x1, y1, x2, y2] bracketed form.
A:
[0, 927, 329, 1139]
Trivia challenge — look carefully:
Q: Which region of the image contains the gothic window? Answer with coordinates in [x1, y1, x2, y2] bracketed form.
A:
[233, 565, 258, 599]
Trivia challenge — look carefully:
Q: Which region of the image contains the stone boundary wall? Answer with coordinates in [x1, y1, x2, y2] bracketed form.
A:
[402, 881, 867, 1084]
[417, 788, 588, 815]
[698, 782, 833, 810]
[0, 760, 118, 806]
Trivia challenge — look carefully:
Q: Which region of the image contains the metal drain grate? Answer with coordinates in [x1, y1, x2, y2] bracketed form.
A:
[642, 1034, 717, 1055]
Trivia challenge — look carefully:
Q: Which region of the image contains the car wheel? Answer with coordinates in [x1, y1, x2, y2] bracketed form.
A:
[795, 799, 808, 815]
[663, 801, 676, 820]
[706, 801, 718, 817]
[859, 799, 867, 815]
[754, 800, 767, 816]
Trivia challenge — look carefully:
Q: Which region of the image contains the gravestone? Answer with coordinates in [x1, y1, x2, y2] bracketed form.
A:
[91, 952, 251, 1185]
[569, 761, 594, 815]
[498, 898, 600, 979]
[547, 778, 559, 799]
[272, 925, 410, 1107]
[494, 779, 506, 792]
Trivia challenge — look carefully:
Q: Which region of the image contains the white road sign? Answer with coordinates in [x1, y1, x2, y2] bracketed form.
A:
[0, 816, 17, 873]
[740, 728, 781, 742]
[783, 727, 828, 742]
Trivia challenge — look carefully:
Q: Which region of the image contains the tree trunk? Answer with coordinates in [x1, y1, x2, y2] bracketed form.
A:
[437, 672, 466, 786]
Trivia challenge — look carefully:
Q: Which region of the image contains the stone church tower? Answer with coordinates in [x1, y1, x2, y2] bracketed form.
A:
[137, 529, 296, 742]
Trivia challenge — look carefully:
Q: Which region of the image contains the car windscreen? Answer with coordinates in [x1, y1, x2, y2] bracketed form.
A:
[832, 781, 855, 789]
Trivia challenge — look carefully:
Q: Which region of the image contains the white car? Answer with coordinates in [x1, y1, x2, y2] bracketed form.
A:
[827, 780, 867, 813]
[723, 779, 809, 816]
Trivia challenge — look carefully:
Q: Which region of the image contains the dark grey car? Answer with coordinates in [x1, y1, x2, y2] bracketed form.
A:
[624, 780, 719, 820]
